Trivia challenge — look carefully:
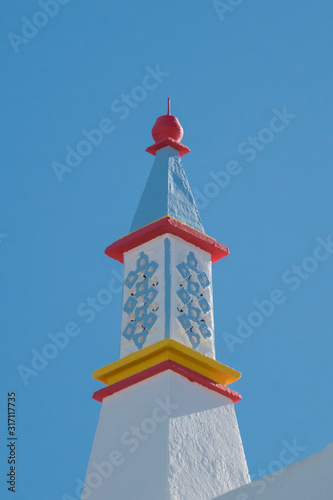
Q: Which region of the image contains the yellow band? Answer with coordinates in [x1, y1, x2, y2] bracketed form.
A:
[93, 339, 241, 387]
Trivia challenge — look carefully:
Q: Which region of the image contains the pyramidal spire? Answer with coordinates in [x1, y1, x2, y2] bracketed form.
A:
[130, 99, 204, 233]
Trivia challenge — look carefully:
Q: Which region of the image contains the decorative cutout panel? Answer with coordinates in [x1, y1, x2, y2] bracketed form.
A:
[176, 251, 212, 349]
[122, 251, 159, 349]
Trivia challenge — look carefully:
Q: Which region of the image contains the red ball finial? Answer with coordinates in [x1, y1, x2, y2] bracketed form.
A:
[146, 99, 190, 157]
[151, 98, 184, 143]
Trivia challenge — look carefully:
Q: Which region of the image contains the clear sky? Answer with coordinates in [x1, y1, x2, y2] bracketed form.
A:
[1, 1, 333, 499]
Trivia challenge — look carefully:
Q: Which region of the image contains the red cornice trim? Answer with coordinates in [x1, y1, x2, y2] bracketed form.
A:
[92, 360, 241, 404]
[105, 217, 229, 264]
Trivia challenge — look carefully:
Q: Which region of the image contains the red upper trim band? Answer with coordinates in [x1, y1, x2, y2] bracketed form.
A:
[105, 217, 229, 263]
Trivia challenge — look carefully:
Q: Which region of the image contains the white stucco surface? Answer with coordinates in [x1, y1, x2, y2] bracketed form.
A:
[215, 442, 333, 500]
[82, 371, 249, 499]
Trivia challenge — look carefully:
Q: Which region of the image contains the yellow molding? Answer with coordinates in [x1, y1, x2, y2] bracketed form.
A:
[93, 339, 241, 387]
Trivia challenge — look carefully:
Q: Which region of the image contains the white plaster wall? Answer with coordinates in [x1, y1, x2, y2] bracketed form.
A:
[216, 442, 333, 500]
[82, 371, 249, 500]
[167, 373, 250, 498]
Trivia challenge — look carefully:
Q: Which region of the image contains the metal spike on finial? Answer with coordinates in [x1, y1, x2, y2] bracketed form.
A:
[167, 97, 171, 115]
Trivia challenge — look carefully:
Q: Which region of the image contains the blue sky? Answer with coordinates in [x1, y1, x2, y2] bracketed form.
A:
[1, 1, 333, 498]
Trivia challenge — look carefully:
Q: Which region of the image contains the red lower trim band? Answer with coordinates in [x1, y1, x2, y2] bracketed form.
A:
[93, 360, 241, 403]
